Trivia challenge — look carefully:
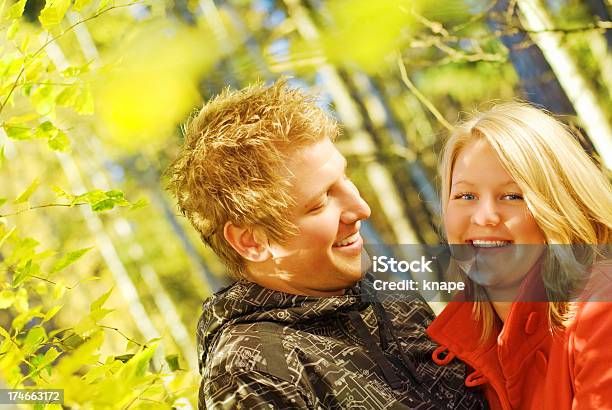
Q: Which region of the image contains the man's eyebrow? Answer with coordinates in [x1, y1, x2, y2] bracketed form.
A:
[303, 157, 348, 209]
[304, 188, 330, 209]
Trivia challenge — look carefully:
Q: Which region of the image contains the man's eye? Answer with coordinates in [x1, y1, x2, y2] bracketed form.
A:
[453, 193, 476, 200]
[503, 193, 523, 200]
[309, 198, 328, 213]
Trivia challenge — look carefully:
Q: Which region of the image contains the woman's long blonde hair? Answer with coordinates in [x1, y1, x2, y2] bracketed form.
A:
[439, 101, 612, 339]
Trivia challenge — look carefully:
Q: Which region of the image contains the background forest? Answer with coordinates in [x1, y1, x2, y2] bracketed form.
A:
[0, 0, 611, 408]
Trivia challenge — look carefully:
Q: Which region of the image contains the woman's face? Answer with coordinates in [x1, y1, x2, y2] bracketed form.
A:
[445, 139, 546, 295]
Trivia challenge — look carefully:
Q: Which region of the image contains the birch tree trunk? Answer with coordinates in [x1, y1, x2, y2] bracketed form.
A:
[517, 0, 612, 169]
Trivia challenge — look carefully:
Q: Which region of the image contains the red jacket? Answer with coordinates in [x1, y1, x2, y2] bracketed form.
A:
[427, 265, 612, 410]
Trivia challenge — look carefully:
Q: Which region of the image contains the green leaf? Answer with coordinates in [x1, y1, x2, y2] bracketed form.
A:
[50, 246, 93, 274]
[72, 0, 93, 12]
[18, 32, 30, 53]
[0, 289, 15, 309]
[60, 63, 91, 78]
[36, 346, 60, 369]
[55, 84, 79, 107]
[84, 189, 131, 212]
[53, 280, 66, 299]
[90, 307, 112, 322]
[91, 287, 113, 312]
[34, 280, 48, 295]
[75, 189, 106, 205]
[130, 198, 148, 210]
[84, 360, 121, 383]
[43, 305, 62, 322]
[61, 331, 85, 349]
[119, 343, 156, 380]
[13, 259, 33, 286]
[6, 0, 27, 19]
[48, 326, 69, 339]
[6, 236, 39, 265]
[2, 124, 33, 140]
[74, 84, 94, 114]
[165, 354, 181, 371]
[0, 325, 11, 339]
[0, 226, 16, 248]
[55, 331, 104, 379]
[0, 198, 6, 207]
[12, 308, 43, 332]
[96, 0, 112, 13]
[73, 316, 96, 337]
[32, 248, 55, 262]
[104, 189, 124, 200]
[30, 85, 56, 115]
[13, 286, 29, 312]
[107, 190, 129, 206]
[7, 19, 19, 39]
[22, 326, 47, 355]
[39, 0, 71, 28]
[126, 338, 140, 352]
[114, 353, 135, 363]
[48, 130, 70, 152]
[51, 185, 71, 198]
[0, 145, 5, 168]
[91, 198, 115, 212]
[33, 120, 57, 139]
[14, 177, 40, 204]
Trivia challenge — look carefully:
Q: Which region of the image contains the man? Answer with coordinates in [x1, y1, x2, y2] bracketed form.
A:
[165, 80, 485, 409]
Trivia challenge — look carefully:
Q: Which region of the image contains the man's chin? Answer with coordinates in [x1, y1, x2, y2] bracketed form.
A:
[341, 266, 367, 284]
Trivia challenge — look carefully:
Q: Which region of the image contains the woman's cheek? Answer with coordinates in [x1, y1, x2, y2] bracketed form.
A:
[444, 205, 465, 243]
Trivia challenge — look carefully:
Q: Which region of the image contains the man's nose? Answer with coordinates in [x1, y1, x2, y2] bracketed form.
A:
[339, 182, 371, 225]
[471, 198, 501, 226]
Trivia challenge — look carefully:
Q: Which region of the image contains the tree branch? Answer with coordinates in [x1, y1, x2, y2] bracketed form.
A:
[397, 54, 454, 132]
[99, 325, 144, 347]
[0, 1, 143, 115]
[0, 202, 88, 218]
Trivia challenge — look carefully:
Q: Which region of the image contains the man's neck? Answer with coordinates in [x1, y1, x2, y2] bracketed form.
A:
[244, 270, 349, 297]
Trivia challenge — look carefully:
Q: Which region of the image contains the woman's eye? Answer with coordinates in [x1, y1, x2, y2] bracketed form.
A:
[453, 193, 476, 200]
[503, 193, 523, 200]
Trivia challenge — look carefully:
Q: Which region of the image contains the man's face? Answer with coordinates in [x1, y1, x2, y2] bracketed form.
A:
[262, 138, 371, 296]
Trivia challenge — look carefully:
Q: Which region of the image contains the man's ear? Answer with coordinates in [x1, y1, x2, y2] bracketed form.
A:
[223, 222, 271, 262]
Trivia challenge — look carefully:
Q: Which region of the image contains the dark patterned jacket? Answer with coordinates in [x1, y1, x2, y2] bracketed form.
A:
[196, 279, 487, 409]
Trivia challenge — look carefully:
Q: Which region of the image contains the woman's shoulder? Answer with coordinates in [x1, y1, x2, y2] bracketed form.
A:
[565, 260, 612, 351]
[572, 259, 612, 303]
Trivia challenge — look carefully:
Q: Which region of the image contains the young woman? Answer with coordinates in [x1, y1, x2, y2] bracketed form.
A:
[426, 102, 612, 410]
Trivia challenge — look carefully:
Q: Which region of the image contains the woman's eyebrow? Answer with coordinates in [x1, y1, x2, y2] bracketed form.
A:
[451, 180, 520, 188]
[451, 180, 473, 187]
[501, 181, 521, 188]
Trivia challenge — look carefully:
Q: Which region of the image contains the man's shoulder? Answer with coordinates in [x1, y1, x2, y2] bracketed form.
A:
[382, 297, 436, 326]
[203, 321, 293, 382]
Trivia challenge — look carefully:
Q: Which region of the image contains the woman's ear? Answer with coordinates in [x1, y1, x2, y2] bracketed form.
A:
[223, 222, 271, 262]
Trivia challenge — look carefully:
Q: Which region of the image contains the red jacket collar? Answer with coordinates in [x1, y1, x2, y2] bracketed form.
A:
[427, 256, 551, 380]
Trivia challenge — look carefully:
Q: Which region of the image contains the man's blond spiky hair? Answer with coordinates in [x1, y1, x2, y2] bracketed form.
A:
[164, 79, 339, 278]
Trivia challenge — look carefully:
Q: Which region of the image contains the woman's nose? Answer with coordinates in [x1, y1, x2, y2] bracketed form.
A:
[471, 198, 501, 226]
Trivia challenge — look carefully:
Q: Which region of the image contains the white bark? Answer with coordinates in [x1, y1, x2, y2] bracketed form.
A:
[517, 0, 612, 169]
